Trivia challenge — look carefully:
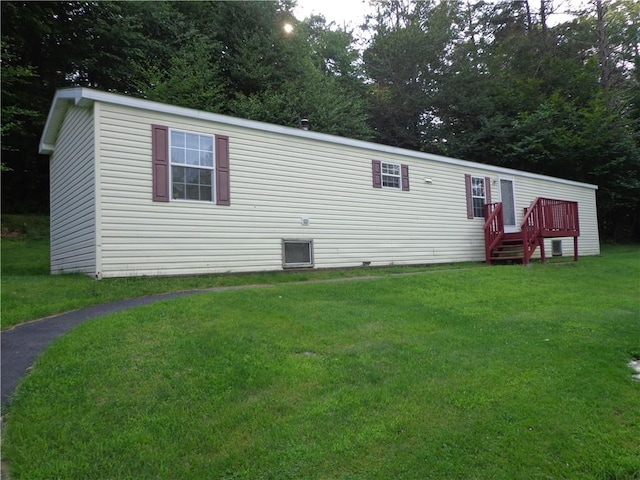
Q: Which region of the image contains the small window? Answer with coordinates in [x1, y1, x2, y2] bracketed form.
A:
[552, 240, 563, 257]
[382, 162, 401, 188]
[471, 176, 486, 218]
[170, 129, 215, 202]
[283, 240, 314, 268]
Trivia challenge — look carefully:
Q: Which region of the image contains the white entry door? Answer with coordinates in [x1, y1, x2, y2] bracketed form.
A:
[500, 178, 518, 233]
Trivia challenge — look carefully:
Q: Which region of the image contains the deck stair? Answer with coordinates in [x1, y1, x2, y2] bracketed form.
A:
[489, 232, 525, 263]
[484, 197, 580, 265]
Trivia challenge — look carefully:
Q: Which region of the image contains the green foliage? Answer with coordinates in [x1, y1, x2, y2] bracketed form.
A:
[364, 0, 458, 149]
[504, 92, 640, 241]
[142, 34, 226, 112]
[1, 0, 638, 239]
[368, 0, 640, 241]
[0, 45, 39, 158]
[1, 214, 50, 241]
[3, 249, 639, 478]
[222, 7, 373, 138]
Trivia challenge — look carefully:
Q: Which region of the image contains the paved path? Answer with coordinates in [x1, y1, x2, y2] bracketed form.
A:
[1, 289, 225, 407]
[1, 269, 477, 408]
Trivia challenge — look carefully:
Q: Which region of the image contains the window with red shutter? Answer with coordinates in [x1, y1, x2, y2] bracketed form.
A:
[465, 174, 488, 218]
[373, 161, 410, 190]
[152, 125, 230, 205]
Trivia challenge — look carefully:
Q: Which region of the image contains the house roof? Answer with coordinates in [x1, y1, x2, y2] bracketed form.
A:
[40, 87, 597, 190]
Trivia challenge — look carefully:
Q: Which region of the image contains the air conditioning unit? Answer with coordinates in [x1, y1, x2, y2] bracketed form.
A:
[282, 239, 314, 268]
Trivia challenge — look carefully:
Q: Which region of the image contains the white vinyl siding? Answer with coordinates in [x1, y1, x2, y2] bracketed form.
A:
[93, 101, 600, 277]
[511, 177, 600, 260]
[40, 89, 599, 278]
[49, 104, 96, 274]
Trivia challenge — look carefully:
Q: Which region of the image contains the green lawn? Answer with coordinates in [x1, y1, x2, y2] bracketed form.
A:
[1, 215, 479, 329]
[2, 235, 639, 479]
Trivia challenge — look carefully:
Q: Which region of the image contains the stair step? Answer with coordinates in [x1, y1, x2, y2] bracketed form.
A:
[503, 232, 523, 241]
[493, 247, 523, 254]
[487, 229, 525, 264]
[491, 257, 524, 264]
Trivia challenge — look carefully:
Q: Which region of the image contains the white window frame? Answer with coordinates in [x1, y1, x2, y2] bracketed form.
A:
[471, 176, 486, 218]
[282, 239, 314, 268]
[381, 162, 401, 189]
[169, 128, 216, 203]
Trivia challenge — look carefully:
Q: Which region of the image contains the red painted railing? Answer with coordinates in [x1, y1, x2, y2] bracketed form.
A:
[521, 202, 542, 265]
[484, 198, 579, 265]
[483, 202, 504, 264]
[537, 198, 580, 236]
[522, 198, 579, 264]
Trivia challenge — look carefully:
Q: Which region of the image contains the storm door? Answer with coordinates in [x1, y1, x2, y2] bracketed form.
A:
[500, 178, 517, 233]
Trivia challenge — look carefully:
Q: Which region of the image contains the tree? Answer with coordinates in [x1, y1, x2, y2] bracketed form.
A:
[1, 1, 374, 213]
[360, 0, 639, 240]
[142, 34, 226, 112]
[0, 44, 39, 171]
[0, 1, 178, 212]
[363, 0, 459, 150]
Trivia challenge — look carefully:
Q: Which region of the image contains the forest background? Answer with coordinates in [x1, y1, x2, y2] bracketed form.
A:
[1, 0, 638, 241]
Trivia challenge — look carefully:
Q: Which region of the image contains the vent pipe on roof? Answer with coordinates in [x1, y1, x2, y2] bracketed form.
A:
[298, 118, 310, 131]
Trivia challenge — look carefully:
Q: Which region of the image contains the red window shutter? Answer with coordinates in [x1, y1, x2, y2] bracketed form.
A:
[485, 176, 492, 204]
[372, 160, 382, 188]
[465, 174, 473, 219]
[216, 135, 230, 206]
[152, 124, 169, 202]
[401, 164, 410, 191]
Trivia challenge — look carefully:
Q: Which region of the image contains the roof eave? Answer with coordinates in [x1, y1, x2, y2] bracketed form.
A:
[38, 87, 599, 191]
[39, 88, 92, 155]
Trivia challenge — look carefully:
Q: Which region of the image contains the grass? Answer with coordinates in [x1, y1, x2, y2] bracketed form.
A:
[1, 215, 639, 479]
[1, 215, 480, 329]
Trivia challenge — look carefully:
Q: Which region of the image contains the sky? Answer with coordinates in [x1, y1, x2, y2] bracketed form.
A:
[293, 0, 373, 29]
[293, 0, 586, 31]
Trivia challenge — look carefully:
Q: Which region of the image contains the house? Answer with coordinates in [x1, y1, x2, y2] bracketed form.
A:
[39, 88, 600, 278]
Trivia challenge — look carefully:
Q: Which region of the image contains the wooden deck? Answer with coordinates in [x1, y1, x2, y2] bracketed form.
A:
[484, 198, 580, 265]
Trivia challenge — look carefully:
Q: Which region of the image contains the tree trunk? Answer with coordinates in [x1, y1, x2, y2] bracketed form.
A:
[524, 0, 533, 32]
[540, 0, 548, 43]
[595, 0, 611, 92]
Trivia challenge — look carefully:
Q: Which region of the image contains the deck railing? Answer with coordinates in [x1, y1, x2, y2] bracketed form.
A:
[484, 198, 580, 265]
[537, 198, 580, 236]
[522, 197, 580, 264]
[483, 202, 504, 264]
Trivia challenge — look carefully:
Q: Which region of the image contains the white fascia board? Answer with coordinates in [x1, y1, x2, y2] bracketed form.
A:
[41, 87, 598, 191]
[39, 88, 91, 154]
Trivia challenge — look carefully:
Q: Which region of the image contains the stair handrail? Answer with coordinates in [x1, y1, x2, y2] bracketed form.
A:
[484, 202, 504, 264]
[521, 198, 542, 265]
